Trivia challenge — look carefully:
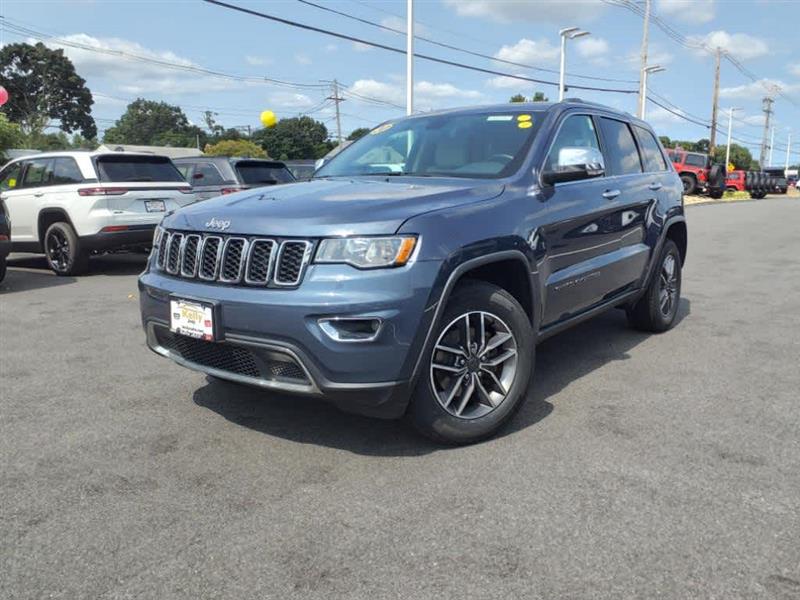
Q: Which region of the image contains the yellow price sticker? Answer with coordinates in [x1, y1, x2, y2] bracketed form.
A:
[517, 114, 532, 122]
[518, 121, 533, 129]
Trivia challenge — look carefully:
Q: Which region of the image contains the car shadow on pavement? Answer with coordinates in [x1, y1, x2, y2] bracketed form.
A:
[1, 254, 147, 293]
[193, 298, 691, 455]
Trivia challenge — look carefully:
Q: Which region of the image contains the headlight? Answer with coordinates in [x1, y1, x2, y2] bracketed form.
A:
[315, 236, 417, 269]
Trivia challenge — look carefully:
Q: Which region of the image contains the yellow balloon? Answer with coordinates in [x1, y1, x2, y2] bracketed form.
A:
[260, 110, 277, 128]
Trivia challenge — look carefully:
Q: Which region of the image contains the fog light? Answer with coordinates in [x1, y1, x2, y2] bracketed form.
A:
[318, 318, 383, 343]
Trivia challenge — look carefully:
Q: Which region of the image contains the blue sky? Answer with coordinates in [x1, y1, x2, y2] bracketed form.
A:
[2, 0, 797, 164]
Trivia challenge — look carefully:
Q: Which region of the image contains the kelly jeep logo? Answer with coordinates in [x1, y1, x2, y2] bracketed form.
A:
[205, 217, 231, 231]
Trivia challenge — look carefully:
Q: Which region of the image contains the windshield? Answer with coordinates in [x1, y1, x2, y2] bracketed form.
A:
[235, 161, 295, 185]
[96, 155, 184, 182]
[315, 111, 543, 179]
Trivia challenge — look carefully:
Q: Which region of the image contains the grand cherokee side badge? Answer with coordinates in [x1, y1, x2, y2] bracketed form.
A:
[205, 217, 231, 231]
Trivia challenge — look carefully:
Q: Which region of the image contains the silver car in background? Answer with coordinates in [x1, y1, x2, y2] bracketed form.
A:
[173, 156, 296, 200]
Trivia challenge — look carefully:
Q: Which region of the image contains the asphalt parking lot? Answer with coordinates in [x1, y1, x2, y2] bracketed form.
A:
[2, 197, 799, 599]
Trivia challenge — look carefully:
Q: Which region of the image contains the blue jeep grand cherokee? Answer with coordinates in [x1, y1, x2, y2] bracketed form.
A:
[139, 100, 686, 443]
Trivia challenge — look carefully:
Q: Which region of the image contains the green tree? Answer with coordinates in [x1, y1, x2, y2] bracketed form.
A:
[509, 94, 527, 103]
[103, 99, 205, 147]
[713, 143, 752, 170]
[204, 139, 267, 158]
[252, 116, 331, 160]
[509, 91, 548, 103]
[0, 42, 96, 139]
[0, 113, 25, 160]
[347, 127, 370, 141]
[658, 136, 672, 148]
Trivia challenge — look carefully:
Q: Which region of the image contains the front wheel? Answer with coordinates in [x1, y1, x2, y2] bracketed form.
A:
[44, 222, 89, 276]
[680, 175, 697, 195]
[626, 239, 682, 332]
[408, 281, 534, 444]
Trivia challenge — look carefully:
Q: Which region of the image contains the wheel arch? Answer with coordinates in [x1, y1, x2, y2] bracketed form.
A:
[38, 208, 76, 246]
[665, 219, 687, 266]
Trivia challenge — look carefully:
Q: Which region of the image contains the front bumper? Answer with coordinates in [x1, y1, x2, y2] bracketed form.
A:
[138, 258, 442, 418]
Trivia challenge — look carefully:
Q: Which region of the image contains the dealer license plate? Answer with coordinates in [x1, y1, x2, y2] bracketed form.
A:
[170, 299, 214, 341]
[145, 200, 166, 213]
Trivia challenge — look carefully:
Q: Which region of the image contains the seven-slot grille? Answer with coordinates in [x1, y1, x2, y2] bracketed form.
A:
[155, 229, 311, 287]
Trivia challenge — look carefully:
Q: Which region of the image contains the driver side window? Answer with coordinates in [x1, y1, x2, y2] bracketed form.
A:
[545, 115, 602, 172]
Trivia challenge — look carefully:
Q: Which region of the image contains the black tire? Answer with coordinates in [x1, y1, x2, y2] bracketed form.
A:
[0, 256, 6, 284]
[708, 189, 724, 199]
[408, 281, 534, 445]
[626, 239, 682, 333]
[680, 174, 697, 195]
[44, 222, 89, 276]
[707, 164, 726, 195]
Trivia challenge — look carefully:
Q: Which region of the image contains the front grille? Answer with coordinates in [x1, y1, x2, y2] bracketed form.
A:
[154, 327, 310, 385]
[156, 230, 312, 288]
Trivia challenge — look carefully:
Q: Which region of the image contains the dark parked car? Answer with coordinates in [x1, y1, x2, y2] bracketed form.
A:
[173, 157, 295, 200]
[0, 196, 10, 283]
[140, 100, 686, 444]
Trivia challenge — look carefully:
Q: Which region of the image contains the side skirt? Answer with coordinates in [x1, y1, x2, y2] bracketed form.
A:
[536, 288, 641, 344]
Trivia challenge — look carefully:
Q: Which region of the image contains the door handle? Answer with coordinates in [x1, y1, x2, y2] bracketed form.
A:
[602, 189, 621, 200]
[34, 192, 44, 197]
[648, 182, 663, 191]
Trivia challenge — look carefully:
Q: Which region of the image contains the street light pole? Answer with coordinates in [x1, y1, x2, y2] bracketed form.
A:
[558, 27, 590, 101]
[406, 0, 414, 115]
[640, 65, 665, 120]
[786, 130, 792, 172]
[725, 107, 740, 170]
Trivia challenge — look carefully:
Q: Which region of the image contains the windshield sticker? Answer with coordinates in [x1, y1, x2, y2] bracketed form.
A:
[486, 115, 514, 122]
[517, 114, 532, 122]
[518, 121, 533, 129]
[370, 123, 393, 135]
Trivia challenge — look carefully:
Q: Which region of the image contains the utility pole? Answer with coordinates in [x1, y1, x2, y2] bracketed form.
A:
[768, 126, 775, 166]
[725, 107, 740, 170]
[759, 96, 774, 167]
[406, 0, 414, 115]
[709, 47, 722, 157]
[558, 27, 590, 101]
[637, 0, 651, 119]
[327, 79, 344, 145]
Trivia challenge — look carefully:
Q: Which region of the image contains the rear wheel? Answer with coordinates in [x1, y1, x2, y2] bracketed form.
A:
[680, 175, 697, 195]
[408, 281, 534, 444]
[44, 222, 89, 276]
[626, 239, 682, 332]
[0, 256, 6, 283]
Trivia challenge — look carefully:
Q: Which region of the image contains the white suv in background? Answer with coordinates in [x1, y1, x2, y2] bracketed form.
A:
[0, 151, 196, 275]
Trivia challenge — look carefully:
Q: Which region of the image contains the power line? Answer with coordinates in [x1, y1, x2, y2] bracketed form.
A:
[201, 0, 638, 95]
[296, 0, 638, 85]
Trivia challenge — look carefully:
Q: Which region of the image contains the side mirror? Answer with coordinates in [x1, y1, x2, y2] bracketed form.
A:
[542, 146, 605, 185]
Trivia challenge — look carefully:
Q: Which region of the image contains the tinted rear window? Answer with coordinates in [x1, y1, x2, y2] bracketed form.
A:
[598, 118, 642, 176]
[96, 155, 184, 183]
[634, 125, 668, 172]
[235, 162, 295, 185]
[685, 153, 707, 167]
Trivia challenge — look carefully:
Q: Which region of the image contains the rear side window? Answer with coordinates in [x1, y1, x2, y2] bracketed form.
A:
[22, 158, 54, 187]
[95, 155, 184, 183]
[685, 153, 707, 167]
[52, 158, 84, 184]
[634, 126, 668, 172]
[193, 162, 227, 185]
[599, 118, 642, 176]
[235, 162, 295, 185]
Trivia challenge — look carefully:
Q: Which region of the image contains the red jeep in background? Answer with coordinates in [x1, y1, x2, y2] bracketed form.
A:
[725, 170, 746, 192]
[667, 149, 710, 195]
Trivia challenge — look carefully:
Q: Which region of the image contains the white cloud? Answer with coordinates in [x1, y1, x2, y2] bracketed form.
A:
[294, 53, 312, 66]
[487, 76, 532, 89]
[266, 91, 315, 111]
[324, 44, 338, 53]
[790, 63, 800, 77]
[576, 37, 609, 58]
[245, 55, 272, 66]
[352, 41, 372, 53]
[658, 0, 715, 24]
[720, 78, 800, 100]
[443, 0, 606, 23]
[494, 38, 560, 67]
[39, 33, 231, 95]
[646, 106, 684, 125]
[688, 31, 769, 61]
[380, 15, 428, 35]
[348, 79, 483, 111]
[624, 45, 674, 70]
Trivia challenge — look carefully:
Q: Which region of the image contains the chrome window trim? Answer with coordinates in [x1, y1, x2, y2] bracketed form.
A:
[244, 238, 277, 286]
[274, 240, 312, 287]
[218, 237, 249, 284]
[198, 235, 223, 281]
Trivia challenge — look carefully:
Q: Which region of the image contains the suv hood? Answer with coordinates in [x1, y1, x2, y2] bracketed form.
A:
[163, 177, 504, 237]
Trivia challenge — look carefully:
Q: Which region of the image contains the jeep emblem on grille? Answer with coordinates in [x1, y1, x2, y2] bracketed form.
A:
[205, 217, 231, 231]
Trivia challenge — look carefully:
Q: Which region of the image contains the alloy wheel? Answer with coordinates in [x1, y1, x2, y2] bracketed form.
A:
[429, 311, 518, 419]
[46, 229, 70, 272]
[659, 253, 679, 318]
